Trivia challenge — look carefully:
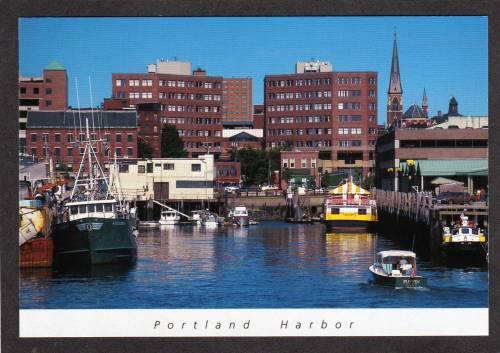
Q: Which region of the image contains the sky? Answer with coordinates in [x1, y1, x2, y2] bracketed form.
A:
[19, 17, 488, 124]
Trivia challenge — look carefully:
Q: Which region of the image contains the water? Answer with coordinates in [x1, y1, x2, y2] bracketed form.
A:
[20, 222, 488, 309]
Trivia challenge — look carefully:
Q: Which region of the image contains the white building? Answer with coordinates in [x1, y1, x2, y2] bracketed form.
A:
[110, 154, 215, 201]
[427, 115, 488, 129]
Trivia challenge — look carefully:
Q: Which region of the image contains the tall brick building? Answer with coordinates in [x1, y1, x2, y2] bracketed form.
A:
[19, 61, 68, 154]
[110, 60, 223, 158]
[222, 78, 252, 123]
[264, 61, 378, 177]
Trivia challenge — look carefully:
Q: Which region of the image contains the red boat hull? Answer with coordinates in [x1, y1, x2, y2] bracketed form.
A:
[20, 237, 54, 268]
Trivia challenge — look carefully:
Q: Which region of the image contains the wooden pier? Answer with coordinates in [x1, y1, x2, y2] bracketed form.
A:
[372, 189, 488, 257]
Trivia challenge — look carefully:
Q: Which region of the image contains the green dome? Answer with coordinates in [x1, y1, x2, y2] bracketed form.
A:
[45, 60, 65, 70]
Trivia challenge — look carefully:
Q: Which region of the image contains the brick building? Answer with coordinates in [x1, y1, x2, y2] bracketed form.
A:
[215, 161, 241, 185]
[253, 104, 265, 129]
[26, 109, 138, 171]
[264, 61, 378, 178]
[280, 150, 320, 190]
[110, 60, 223, 158]
[222, 78, 252, 123]
[375, 117, 488, 192]
[19, 61, 68, 154]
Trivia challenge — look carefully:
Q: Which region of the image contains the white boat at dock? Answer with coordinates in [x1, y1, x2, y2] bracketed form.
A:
[158, 210, 181, 225]
[230, 206, 249, 226]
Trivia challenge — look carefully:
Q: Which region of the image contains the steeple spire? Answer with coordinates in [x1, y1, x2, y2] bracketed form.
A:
[422, 88, 428, 117]
[388, 31, 403, 94]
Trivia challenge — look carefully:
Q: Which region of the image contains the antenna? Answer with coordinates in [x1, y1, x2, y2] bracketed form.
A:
[89, 76, 96, 136]
[75, 78, 83, 139]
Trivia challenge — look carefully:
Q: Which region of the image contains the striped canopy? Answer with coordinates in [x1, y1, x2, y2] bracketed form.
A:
[329, 182, 370, 195]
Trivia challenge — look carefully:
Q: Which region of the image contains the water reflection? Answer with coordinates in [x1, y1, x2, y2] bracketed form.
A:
[20, 222, 488, 309]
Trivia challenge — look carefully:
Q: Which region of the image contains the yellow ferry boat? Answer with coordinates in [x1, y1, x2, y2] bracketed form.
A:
[323, 181, 377, 232]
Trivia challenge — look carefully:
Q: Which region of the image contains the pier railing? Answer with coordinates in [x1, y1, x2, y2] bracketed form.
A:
[372, 189, 433, 223]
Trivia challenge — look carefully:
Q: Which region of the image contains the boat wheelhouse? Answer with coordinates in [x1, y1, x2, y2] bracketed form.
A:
[323, 181, 377, 232]
[369, 250, 426, 288]
[159, 210, 181, 225]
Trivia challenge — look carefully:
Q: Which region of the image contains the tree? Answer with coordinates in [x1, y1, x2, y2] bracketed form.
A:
[137, 138, 153, 158]
[161, 124, 187, 158]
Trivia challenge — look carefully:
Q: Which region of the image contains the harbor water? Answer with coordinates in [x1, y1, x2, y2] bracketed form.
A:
[20, 222, 488, 309]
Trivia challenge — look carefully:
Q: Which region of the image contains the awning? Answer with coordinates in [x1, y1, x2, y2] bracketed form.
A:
[329, 182, 370, 195]
[430, 177, 464, 185]
[400, 159, 488, 177]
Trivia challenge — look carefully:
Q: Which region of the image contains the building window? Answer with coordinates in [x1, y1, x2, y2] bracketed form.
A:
[282, 159, 288, 168]
[67, 148, 73, 156]
[191, 164, 201, 172]
[31, 134, 37, 142]
[54, 148, 60, 156]
[311, 159, 317, 169]
[46, 88, 52, 95]
[104, 134, 110, 142]
[163, 163, 175, 170]
[138, 165, 145, 173]
[127, 134, 133, 142]
[54, 134, 61, 142]
[42, 134, 49, 142]
[115, 148, 121, 157]
[369, 90, 376, 97]
[116, 134, 122, 142]
[20, 87, 26, 94]
[290, 159, 295, 168]
[67, 134, 73, 142]
[127, 147, 133, 156]
[301, 159, 307, 168]
[33, 88, 39, 94]
[368, 77, 376, 85]
[129, 79, 139, 86]
[119, 164, 129, 173]
[46, 100, 52, 107]
[79, 147, 85, 155]
[142, 79, 153, 86]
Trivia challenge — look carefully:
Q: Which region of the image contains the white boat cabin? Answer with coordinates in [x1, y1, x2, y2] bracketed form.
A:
[66, 199, 120, 221]
[233, 206, 248, 217]
[375, 250, 417, 277]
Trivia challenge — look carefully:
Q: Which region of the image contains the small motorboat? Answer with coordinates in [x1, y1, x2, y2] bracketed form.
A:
[231, 206, 249, 226]
[201, 212, 219, 228]
[158, 210, 180, 225]
[369, 250, 426, 288]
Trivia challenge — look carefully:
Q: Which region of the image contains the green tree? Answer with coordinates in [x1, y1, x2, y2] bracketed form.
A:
[137, 138, 154, 158]
[161, 124, 187, 158]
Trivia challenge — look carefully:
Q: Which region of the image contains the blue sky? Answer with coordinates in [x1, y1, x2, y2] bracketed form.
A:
[19, 17, 488, 123]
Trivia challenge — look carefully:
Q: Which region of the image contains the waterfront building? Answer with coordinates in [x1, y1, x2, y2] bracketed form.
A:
[19, 61, 68, 155]
[26, 109, 138, 171]
[280, 150, 321, 189]
[375, 114, 488, 192]
[110, 59, 223, 158]
[264, 60, 378, 178]
[222, 78, 253, 124]
[111, 154, 215, 201]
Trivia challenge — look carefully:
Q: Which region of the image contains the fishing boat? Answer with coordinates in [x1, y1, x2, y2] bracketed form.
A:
[201, 212, 219, 228]
[369, 250, 426, 288]
[52, 115, 137, 266]
[158, 210, 180, 225]
[230, 206, 249, 226]
[441, 213, 487, 256]
[323, 180, 377, 232]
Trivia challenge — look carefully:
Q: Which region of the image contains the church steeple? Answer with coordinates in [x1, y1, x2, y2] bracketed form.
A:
[387, 31, 403, 127]
[422, 88, 428, 117]
[388, 32, 403, 94]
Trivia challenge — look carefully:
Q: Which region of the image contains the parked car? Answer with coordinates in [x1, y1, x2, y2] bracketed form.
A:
[261, 185, 279, 191]
[224, 185, 240, 193]
[436, 192, 474, 204]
